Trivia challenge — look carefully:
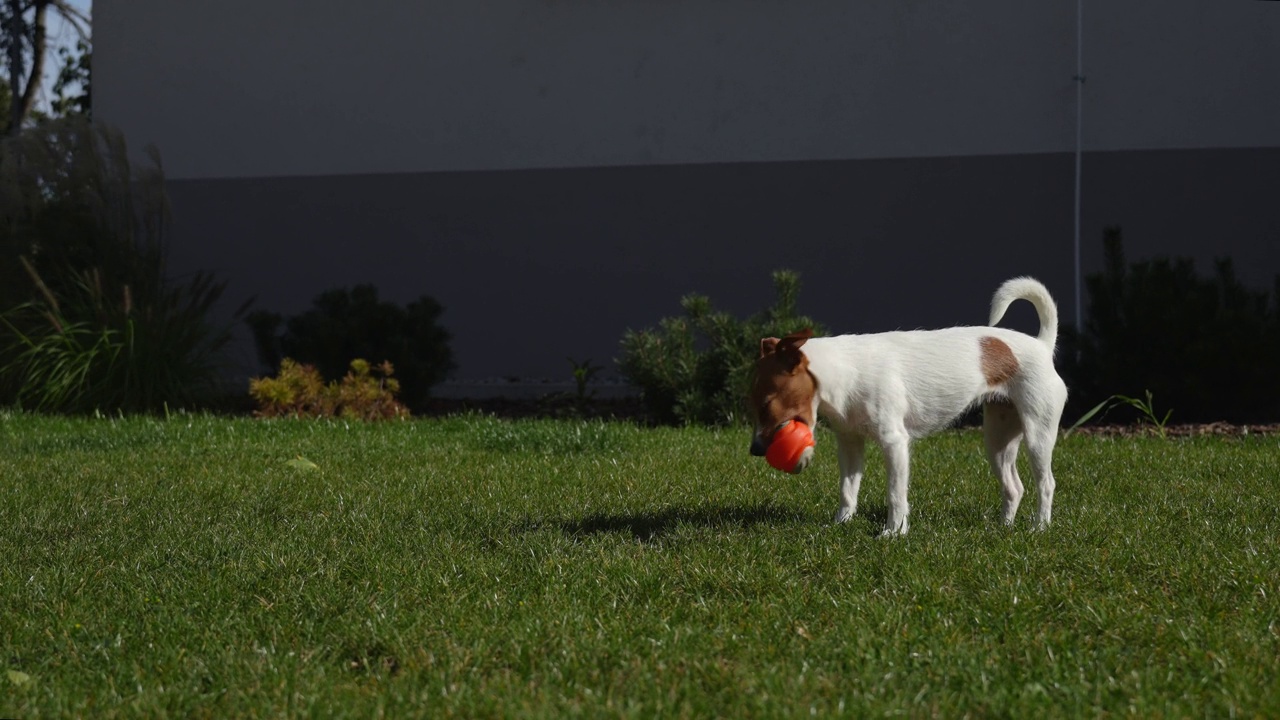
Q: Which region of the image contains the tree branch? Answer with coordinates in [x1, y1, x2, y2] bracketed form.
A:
[48, 0, 87, 39]
[14, 0, 47, 126]
[4, 0, 26, 134]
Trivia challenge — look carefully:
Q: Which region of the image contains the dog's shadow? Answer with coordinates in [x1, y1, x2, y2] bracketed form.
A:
[549, 502, 805, 543]
[860, 505, 889, 529]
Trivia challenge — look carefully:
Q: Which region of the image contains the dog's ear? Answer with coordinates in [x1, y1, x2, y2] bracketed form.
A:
[773, 329, 813, 373]
[759, 337, 781, 358]
[779, 328, 813, 352]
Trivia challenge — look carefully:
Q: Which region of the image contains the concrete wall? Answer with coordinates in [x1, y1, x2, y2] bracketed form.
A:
[96, 0, 1280, 177]
[161, 147, 1280, 382]
[92, 0, 1280, 386]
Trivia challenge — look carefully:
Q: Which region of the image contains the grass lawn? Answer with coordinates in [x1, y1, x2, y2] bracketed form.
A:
[2, 411, 1278, 717]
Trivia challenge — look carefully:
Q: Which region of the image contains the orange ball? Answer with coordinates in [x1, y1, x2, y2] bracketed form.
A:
[765, 421, 816, 474]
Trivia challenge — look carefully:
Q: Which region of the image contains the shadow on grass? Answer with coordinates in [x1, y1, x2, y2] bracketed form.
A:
[860, 504, 889, 530]
[551, 503, 807, 543]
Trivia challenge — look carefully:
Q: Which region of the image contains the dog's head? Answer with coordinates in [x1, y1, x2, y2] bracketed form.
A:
[748, 328, 817, 458]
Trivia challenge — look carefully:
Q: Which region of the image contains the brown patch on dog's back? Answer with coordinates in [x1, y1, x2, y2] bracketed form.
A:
[979, 336, 1019, 386]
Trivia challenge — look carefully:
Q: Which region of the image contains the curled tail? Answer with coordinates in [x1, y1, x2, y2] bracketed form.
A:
[989, 277, 1059, 354]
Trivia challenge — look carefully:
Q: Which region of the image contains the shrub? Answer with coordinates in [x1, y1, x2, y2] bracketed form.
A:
[249, 358, 409, 420]
[618, 269, 826, 425]
[1060, 227, 1280, 424]
[0, 119, 244, 412]
[247, 285, 453, 412]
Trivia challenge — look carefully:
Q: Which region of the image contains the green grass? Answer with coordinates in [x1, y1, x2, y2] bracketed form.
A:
[2, 412, 1278, 718]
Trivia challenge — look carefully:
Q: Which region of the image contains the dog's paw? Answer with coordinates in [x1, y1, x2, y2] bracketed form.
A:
[833, 507, 855, 524]
[878, 519, 909, 538]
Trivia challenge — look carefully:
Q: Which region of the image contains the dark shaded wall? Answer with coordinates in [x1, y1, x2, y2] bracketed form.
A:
[167, 147, 1280, 385]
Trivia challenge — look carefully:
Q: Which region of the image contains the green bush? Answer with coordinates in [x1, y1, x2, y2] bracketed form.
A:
[618, 269, 826, 425]
[248, 357, 409, 420]
[1061, 227, 1280, 424]
[247, 285, 454, 412]
[0, 119, 243, 412]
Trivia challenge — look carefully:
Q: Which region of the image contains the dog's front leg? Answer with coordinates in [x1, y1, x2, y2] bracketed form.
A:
[880, 431, 911, 537]
[834, 432, 866, 524]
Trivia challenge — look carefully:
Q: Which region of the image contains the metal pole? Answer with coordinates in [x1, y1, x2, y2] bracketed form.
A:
[1073, 0, 1084, 331]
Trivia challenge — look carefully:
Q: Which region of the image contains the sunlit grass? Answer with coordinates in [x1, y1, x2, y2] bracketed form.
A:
[2, 412, 1278, 717]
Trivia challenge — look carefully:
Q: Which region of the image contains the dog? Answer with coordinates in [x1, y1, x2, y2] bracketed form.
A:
[749, 277, 1068, 536]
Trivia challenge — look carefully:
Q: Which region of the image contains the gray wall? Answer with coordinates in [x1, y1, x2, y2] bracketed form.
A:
[167, 148, 1280, 382]
[97, 0, 1280, 177]
[92, 1, 1280, 385]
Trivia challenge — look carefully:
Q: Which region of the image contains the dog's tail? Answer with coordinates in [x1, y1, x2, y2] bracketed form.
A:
[989, 276, 1059, 354]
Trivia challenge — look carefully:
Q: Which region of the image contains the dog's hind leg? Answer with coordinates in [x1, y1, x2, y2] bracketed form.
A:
[1024, 424, 1058, 529]
[1022, 377, 1067, 530]
[834, 432, 866, 524]
[983, 400, 1024, 525]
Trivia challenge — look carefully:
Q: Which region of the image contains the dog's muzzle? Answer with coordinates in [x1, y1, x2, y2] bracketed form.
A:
[748, 419, 792, 457]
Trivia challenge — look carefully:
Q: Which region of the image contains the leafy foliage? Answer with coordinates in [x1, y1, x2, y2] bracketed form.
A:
[50, 39, 90, 119]
[247, 285, 454, 412]
[1065, 390, 1173, 438]
[248, 357, 409, 420]
[1061, 227, 1280, 424]
[2, 0, 90, 134]
[618, 269, 826, 425]
[0, 119, 243, 412]
[567, 356, 603, 411]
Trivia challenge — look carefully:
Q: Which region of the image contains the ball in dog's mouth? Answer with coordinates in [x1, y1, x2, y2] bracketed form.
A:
[788, 445, 815, 474]
[765, 421, 816, 473]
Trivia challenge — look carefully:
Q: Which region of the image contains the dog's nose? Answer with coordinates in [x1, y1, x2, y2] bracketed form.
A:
[749, 436, 767, 456]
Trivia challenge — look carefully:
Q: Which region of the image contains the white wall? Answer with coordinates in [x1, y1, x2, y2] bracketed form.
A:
[95, 0, 1280, 181]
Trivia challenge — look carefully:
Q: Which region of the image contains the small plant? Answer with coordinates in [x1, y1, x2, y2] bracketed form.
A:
[1066, 389, 1172, 438]
[248, 359, 332, 418]
[1, 303, 124, 413]
[249, 358, 409, 421]
[247, 285, 453, 412]
[618, 269, 826, 425]
[1, 261, 240, 413]
[568, 357, 603, 406]
[332, 359, 410, 421]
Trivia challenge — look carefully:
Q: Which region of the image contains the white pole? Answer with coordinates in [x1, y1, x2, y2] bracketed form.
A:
[1073, 0, 1084, 331]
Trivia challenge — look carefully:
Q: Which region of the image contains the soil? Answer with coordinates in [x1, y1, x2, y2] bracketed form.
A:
[1064, 421, 1280, 438]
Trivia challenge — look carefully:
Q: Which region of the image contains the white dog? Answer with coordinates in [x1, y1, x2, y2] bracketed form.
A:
[748, 277, 1068, 536]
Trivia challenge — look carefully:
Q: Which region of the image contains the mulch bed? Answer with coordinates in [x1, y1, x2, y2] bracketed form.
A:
[1066, 421, 1280, 437]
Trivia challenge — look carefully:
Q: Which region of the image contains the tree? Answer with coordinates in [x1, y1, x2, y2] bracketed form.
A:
[1, 0, 88, 136]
